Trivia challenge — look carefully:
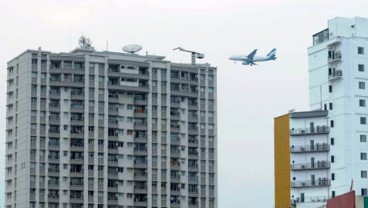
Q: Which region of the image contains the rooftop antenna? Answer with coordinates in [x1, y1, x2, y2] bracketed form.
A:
[173, 47, 204, 65]
[320, 85, 323, 110]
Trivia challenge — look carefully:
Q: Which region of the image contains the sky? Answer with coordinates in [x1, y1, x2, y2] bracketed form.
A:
[1, 0, 368, 207]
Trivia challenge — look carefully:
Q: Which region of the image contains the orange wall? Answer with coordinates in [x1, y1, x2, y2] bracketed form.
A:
[274, 114, 290, 208]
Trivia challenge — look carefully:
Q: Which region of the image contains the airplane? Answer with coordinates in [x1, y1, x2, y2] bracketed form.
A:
[229, 48, 277, 66]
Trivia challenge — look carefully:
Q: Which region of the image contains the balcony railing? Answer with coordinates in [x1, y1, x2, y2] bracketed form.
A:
[290, 125, 329, 136]
[291, 161, 330, 170]
[291, 196, 329, 206]
[290, 143, 329, 153]
[328, 51, 342, 62]
[328, 69, 342, 81]
[291, 179, 330, 188]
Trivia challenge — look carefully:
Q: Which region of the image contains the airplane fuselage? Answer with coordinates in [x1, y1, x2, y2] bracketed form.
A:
[229, 48, 277, 66]
[229, 55, 275, 62]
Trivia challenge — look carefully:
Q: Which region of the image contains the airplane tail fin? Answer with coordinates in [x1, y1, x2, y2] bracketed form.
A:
[267, 48, 277, 59]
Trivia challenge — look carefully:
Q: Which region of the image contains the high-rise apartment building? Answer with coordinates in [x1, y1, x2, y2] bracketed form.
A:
[5, 43, 217, 208]
[275, 17, 368, 208]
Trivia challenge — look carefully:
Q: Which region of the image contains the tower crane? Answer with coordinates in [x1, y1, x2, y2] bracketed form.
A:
[173, 47, 204, 65]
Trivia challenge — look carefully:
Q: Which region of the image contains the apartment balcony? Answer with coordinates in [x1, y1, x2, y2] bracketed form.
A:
[134, 161, 148, 168]
[290, 125, 329, 136]
[49, 93, 60, 99]
[291, 161, 330, 170]
[171, 101, 181, 108]
[29, 193, 37, 202]
[189, 190, 199, 197]
[134, 200, 148, 207]
[134, 98, 148, 105]
[134, 173, 148, 181]
[134, 122, 148, 130]
[188, 127, 199, 134]
[328, 51, 342, 63]
[171, 87, 197, 97]
[171, 163, 181, 170]
[49, 116, 60, 125]
[49, 105, 60, 111]
[108, 108, 119, 115]
[134, 109, 148, 118]
[328, 69, 342, 81]
[189, 177, 199, 184]
[134, 149, 148, 156]
[188, 140, 199, 147]
[291, 196, 329, 206]
[188, 165, 199, 172]
[70, 197, 84, 204]
[291, 179, 330, 188]
[171, 114, 180, 121]
[290, 143, 329, 153]
[188, 115, 198, 122]
[170, 150, 180, 158]
[70, 93, 85, 100]
[171, 125, 181, 133]
[48, 195, 60, 203]
[108, 120, 119, 128]
[134, 136, 147, 143]
[189, 153, 199, 160]
[134, 186, 148, 194]
[170, 188, 181, 195]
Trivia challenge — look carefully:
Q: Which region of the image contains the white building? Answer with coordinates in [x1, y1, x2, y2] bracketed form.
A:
[275, 17, 368, 208]
[289, 111, 330, 208]
[309, 17, 368, 199]
[5, 43, 217, 208]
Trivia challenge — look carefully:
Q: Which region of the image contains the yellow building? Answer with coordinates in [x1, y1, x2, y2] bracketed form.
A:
[274, 114, 291, 208]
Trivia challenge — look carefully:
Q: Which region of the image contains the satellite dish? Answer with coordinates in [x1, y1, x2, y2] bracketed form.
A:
[123, 44, 142, 54]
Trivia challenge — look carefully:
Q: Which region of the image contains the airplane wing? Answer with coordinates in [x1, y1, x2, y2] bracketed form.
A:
[247, 49, 257, 61]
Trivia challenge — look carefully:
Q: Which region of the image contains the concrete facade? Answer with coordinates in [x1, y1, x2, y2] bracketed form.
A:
[309, 17, 368, 199]
[5, 46, 217, 208]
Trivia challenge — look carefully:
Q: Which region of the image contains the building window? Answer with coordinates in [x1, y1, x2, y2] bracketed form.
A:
[359, 81, 366, 89]
[362, 188, 368, 196]
[329, 85, 333, 93]
[359, 64, 365, 72]
[358, 47, 365, 55]
[362, 171, 367, 178]
[330, 120, 334, 128]
[361, 153, 367, 160]
[331, 155, 335, 163]
[361, 135, 367, 142]
[329, 103, 333, 110]
[360, 99, 366, 107]
[332, 191, 335, 198]
[331, 138, 334, 145]
[332, 173, 335, 180]
[361, 117, 367, 125]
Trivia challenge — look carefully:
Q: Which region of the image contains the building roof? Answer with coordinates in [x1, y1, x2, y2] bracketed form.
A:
[290, 110, 328, 118]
